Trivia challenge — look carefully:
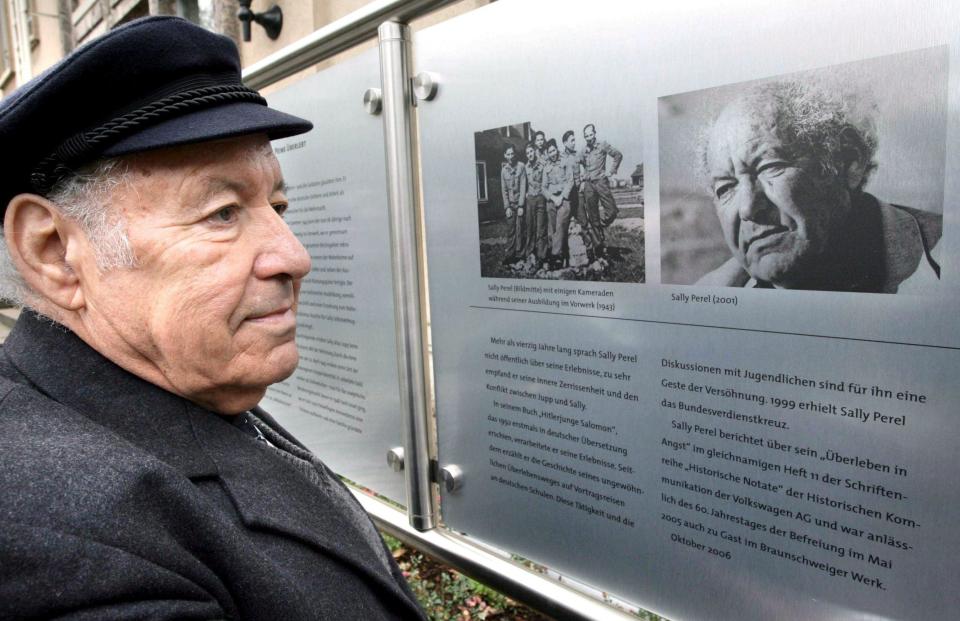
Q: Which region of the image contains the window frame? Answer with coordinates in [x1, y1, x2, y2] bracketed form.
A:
[476, 161, 488, 203]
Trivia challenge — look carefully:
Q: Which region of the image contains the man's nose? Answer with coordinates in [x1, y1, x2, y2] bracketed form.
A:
[737, 178, 775, 223]
[254, 209, 312, 281]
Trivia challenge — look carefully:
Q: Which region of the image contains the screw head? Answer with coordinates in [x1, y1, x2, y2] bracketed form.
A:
[441, 464, 464, 493]
[386, 446, 404, 472]
[412, 72, 439, 101]
[363, 87, 382, 115]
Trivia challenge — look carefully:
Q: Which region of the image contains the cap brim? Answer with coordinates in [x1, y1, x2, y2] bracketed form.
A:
[101, 101, 312, 158]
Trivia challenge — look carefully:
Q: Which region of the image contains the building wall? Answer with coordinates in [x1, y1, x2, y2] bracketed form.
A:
[238, 0, 493, 68]
[1, 0, 493, 98]
[30, 0, 67, 74]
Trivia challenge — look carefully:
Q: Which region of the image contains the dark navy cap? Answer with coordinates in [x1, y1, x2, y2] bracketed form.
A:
[0, 15, 312, 211]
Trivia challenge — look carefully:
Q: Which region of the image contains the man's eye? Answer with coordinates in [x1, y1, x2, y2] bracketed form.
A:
[758, 162, 787, 177]
[714, 182, 735, 201]
[273, 203, 288, 217]
[210, 206, 238, 223]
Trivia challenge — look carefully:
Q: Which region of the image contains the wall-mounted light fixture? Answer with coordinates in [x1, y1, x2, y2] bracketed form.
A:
[237, 0, 283, 42]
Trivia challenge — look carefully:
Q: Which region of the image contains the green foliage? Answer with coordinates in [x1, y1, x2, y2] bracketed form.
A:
[382, 533, 665, 621]
[383, 532, 405, 553]
[382, 534, 549, 620]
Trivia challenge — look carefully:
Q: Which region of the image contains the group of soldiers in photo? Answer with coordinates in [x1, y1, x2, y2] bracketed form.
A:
[500, 124, 623, 272]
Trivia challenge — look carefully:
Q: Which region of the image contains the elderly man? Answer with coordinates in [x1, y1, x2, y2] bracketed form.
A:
[697, 80, 941, 292]
[0, 17, 426, 620]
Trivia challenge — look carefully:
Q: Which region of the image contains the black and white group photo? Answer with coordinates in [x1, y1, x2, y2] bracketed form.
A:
[658, 47, 948, 294]
[475, 120, 645, 283]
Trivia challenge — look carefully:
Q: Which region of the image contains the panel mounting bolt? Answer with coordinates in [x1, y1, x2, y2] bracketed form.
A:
[441, 464, 464, 492]
[386, 446, 404, 472]
[363, 87, 382, 115]
[412, 72, 439, 101]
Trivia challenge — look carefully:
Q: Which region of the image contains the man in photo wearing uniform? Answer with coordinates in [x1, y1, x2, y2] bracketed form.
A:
[562, 130, 581, 190]
[542, 137, 577, 269]
[560, 128, 601, 262]
[0, 17, 426, 620]
[698, 80, 941, 292]
[578, 123, 623, 257]
[500, 144, 527, 266]
[523, 142, 549, 265]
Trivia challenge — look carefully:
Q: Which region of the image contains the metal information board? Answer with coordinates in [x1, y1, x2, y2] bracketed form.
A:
[416, 1, 960, 619]
[262, 49, 406, 504]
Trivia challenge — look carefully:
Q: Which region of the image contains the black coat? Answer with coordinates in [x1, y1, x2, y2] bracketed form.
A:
[0, 312, 426, 620]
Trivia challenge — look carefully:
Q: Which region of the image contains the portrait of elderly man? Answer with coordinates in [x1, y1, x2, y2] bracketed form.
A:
[0, 17, 426, 620]
[694, 79, 942, 293]
[659, 48, 949, 292]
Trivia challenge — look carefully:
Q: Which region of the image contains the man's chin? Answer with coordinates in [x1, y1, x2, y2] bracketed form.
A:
[267, 342, 300, 383]
[203, 356, 299, 414]
[240, 341, 300, 389]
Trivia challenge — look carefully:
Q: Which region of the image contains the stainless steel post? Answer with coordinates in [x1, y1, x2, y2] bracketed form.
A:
[378, 21, 436, 531]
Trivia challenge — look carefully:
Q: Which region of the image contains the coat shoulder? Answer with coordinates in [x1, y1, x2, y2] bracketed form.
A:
[0, 378, 230, 619]
[0, 379, 197, 544]
[0, 377, 157, 485]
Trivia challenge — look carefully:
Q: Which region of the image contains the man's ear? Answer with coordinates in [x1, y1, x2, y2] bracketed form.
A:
[4, 193, 87, 312]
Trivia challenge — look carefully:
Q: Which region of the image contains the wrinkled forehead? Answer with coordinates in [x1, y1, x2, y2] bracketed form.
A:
[122, 135, 282, 209]
[128, 135, 276, 177]
[706, 97, 782, 173]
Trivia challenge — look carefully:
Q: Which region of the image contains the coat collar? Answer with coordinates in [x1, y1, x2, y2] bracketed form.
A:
[196, 415, 417, 606]
[876, 198, 941, 290]
[4, 312, 417, 611]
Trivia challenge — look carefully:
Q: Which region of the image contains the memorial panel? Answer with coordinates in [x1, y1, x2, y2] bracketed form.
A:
[416, 1, 960, 618]
[262, 50, 406, 503]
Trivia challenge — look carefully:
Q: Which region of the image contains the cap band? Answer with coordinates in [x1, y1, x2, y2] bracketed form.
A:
[30, 83, 266, 193]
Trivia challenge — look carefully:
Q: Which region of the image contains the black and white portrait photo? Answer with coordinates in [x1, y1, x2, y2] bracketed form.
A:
[475, 120, 645, 283]
[659, 47, 948, 293]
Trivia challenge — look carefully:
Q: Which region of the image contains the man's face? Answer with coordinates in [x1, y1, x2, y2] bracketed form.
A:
[564, 135, 576, 153]
[584, 126, 596, 147]
[504, 147, 515, 164]
[547, 145, 559, 161]
[706, 101, 852, 287]
[76, 135, 311, 413]
[535, 134, 545, 150]
[525, 146, 536, 163]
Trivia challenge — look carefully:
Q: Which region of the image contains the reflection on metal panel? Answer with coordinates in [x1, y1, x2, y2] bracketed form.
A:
[417, 0, 960, 619]
[262, 48, 406, 504]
